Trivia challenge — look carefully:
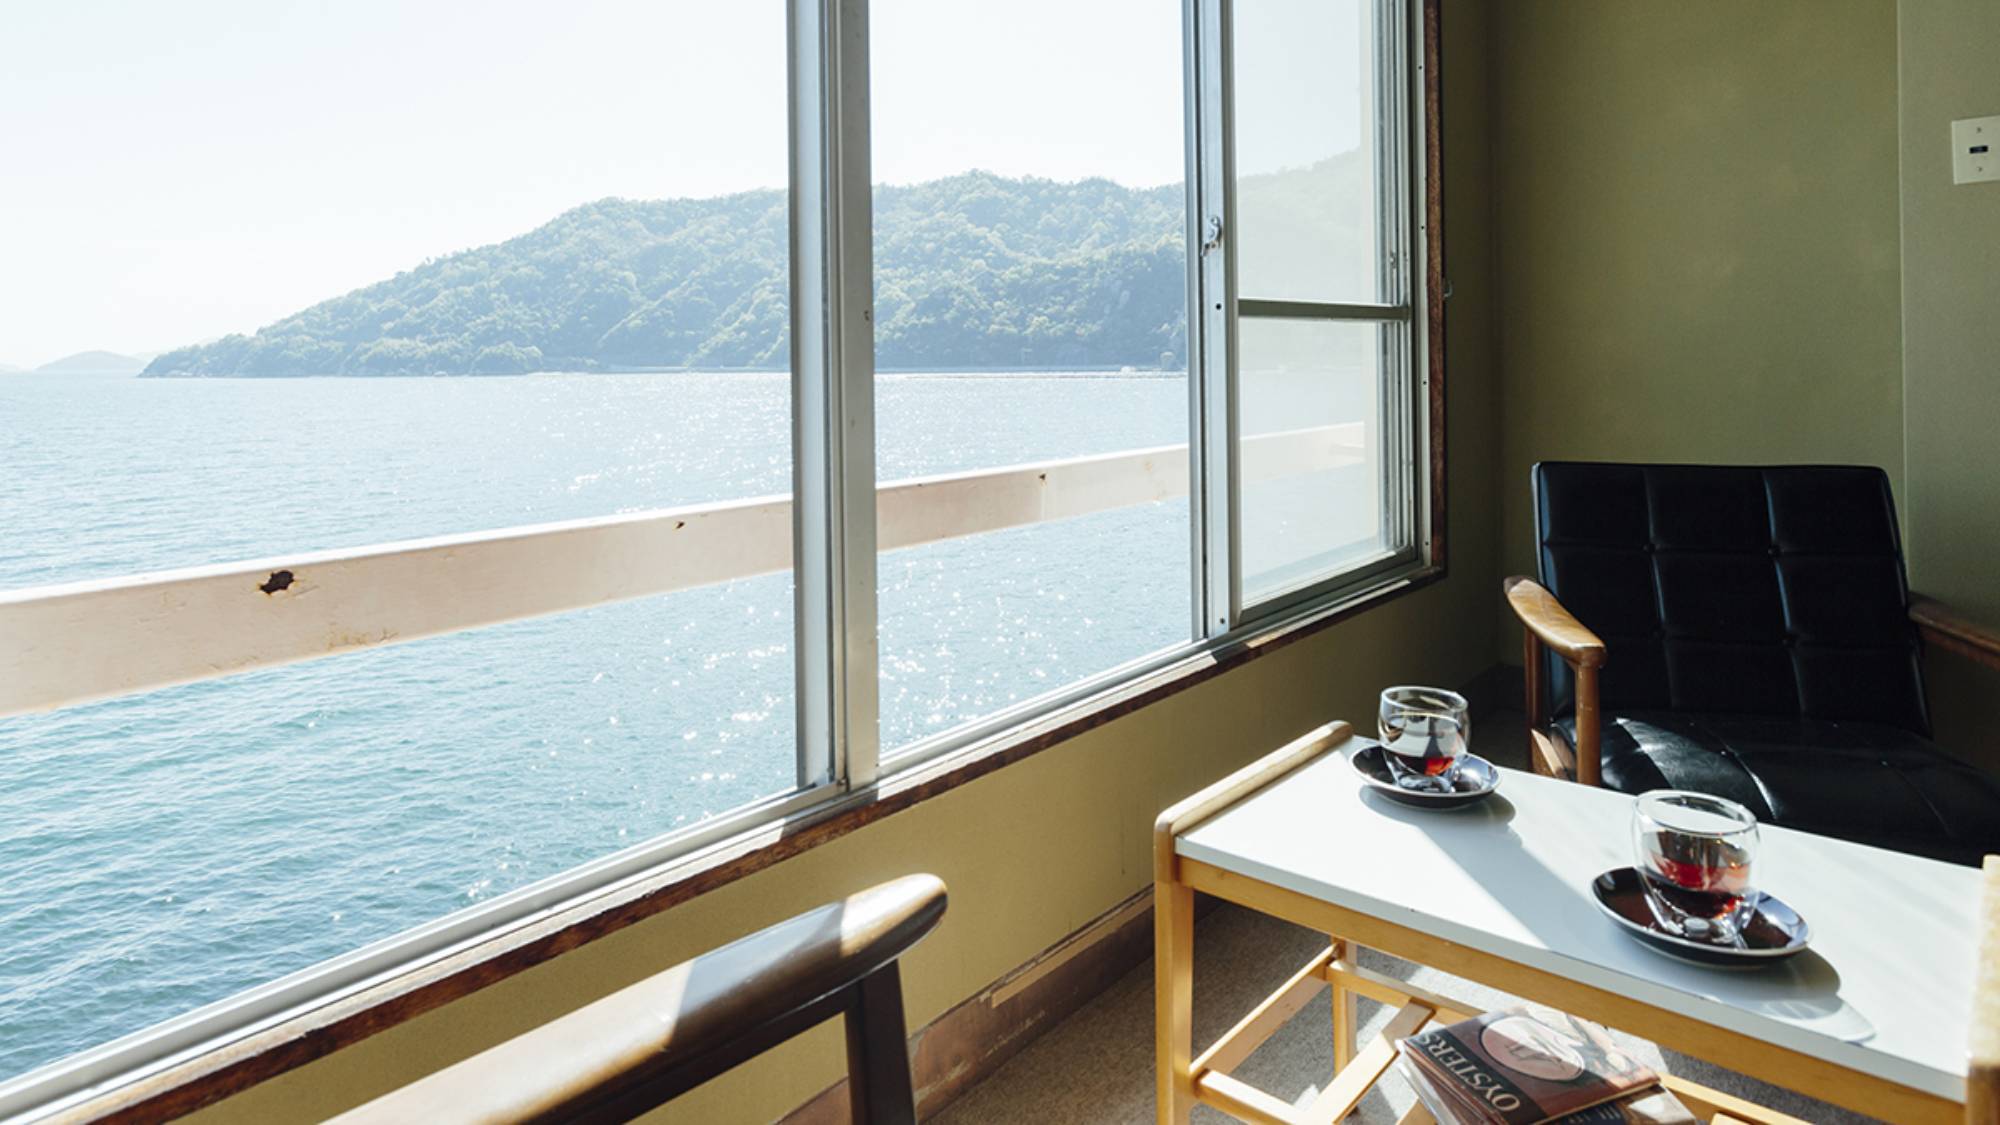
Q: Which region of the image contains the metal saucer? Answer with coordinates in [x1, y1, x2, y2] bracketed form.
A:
[1350, 744, 1500, 809]
[1590, 867, 1812, 967]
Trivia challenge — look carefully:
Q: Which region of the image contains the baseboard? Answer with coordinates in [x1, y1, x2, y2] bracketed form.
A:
[781, 885, 1206, 1123]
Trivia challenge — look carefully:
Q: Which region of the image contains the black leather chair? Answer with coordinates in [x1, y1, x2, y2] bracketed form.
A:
[1506, 461, 2000, 866]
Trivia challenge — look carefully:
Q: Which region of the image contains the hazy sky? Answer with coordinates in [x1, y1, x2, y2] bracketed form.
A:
[0, 0, 1354, 367]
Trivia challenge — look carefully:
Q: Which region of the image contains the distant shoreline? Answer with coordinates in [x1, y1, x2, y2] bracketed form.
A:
[124, 366, 1191, 381]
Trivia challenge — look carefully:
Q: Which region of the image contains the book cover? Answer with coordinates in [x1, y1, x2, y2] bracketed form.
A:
[1396, 1004, 1659, 1125]
[1396, 1058, 1694, 1125]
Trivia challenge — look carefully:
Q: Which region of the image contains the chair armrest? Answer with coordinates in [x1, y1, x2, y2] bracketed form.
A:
[1910, 594, 2000, 674]
[1527, 729, 1577, 780]
[1504, 576, 1607, 669]
[1504, 577, 1606, 788]
[332, 874, 947, 1123]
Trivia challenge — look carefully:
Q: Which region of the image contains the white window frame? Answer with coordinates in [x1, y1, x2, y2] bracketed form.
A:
[0, 0, 1437, 1116]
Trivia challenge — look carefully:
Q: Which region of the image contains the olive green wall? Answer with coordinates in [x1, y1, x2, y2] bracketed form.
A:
[186, 2, 1500, 1121]
[1899, 0, 2000, 765]
[1489, 1, 1906, 636]
[1486, 0, 2000, 759]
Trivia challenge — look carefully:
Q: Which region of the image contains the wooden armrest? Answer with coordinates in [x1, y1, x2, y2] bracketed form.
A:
[1972, 856, 2000, 1123]
[1526, 729, 1576, 780]
[1504, 576, 1606, 669]
[1504, 577, 1604, 788]
[332, 874, 947, 1124]
[1910, 594, 2000, 674]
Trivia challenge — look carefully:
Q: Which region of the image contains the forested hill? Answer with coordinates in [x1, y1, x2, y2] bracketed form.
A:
[143, 173, 1192, 377]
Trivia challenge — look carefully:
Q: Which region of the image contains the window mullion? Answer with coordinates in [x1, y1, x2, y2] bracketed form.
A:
[789, 0, 879, 793]
[1188, 0, 1238, 638]
[1383, 0, 1416, 558]
[1413, 0, 1438, 560]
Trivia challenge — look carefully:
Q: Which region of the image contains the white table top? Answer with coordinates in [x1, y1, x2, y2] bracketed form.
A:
[1176, 736, 1980, 1101]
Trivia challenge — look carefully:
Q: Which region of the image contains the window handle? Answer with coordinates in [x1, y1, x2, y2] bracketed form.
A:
[1200, 215, 1224, 257]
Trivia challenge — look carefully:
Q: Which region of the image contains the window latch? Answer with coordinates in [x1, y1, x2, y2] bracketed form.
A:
[1199, 215, 1224, 257]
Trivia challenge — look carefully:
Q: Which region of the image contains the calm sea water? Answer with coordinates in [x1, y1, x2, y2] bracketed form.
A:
[0, 371, 1195, 1081]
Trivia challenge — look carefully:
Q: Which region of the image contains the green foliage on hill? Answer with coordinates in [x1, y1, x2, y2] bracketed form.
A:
[144, 172, 1192, 377]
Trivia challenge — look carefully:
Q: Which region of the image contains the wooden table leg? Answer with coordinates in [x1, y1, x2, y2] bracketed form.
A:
[1150, 723, 1352, 1124]
[1156, 879, 1196, 1124]
[1331, 938, 1358, 1071]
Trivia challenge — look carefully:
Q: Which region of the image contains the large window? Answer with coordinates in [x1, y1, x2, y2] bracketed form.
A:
[0, 0, 1435, 1113]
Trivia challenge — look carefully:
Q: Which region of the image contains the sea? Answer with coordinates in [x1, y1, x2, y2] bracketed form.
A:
[0, 370, 1199, 1082]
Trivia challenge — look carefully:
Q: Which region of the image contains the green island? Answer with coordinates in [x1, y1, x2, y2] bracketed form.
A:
[144, 157, 1363, 378]
[144, 173, 1189, 377]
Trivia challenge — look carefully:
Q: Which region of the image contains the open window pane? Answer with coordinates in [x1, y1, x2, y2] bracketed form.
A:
[1237, 317, 1387, 603]
[869, 0, 1192, 756]
[1232, 0, 1389, 305]
[0, 0, 795, 1083]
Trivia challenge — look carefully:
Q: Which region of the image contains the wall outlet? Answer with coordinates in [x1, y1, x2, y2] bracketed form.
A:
[1953, 116, 2000, 185]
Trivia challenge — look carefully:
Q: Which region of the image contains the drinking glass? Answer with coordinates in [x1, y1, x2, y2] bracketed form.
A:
[1631, 790, 1759, 944]
[1376, 686, 1469, 792]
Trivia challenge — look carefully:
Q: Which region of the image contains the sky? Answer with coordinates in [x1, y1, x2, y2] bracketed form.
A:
[0, 0, 1356, 367]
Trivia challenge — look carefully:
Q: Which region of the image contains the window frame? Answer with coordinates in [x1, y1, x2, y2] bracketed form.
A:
[0, 0, 1444, 1116]
[1218, 0, 1429, 629]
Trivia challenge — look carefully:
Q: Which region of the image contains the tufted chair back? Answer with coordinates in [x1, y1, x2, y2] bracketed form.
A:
[1532, 462, 1928, 734]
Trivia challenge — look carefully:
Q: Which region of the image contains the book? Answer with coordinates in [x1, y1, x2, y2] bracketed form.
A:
[1394, 1004, 1668, 1124]
[1553, 1088, 1698, 1124]
[1398, 1058, 1696, 1125]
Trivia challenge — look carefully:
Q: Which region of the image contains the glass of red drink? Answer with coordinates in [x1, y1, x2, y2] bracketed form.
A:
[1631, 790, 1759, 944]
[1376, 686, 1469, 792]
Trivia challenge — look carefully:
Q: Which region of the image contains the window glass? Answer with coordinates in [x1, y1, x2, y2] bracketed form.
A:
[0, 0, 793, 1082]
[1237, 318, 1386, 603]
[1232, 0, 1387, 305]
[869, 0, 1192, 754]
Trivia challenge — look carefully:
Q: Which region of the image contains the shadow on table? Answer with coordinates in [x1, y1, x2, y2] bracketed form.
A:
[1352, 788, 1875, 1047]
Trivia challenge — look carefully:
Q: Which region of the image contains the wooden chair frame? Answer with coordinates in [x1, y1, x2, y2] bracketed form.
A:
[1502, 575, 2000, 788]
[333, 875, 946, 1125]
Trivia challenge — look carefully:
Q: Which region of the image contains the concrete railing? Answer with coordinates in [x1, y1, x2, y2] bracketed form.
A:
[0, 424, 1361, 717]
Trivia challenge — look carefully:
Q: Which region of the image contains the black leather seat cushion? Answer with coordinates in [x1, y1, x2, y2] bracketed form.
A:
[1555, 712, 2000, 866]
